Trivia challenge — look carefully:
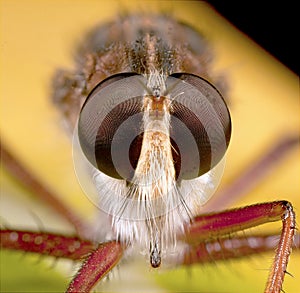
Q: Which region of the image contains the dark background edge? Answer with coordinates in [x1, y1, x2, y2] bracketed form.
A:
[206, 1, 299, 76]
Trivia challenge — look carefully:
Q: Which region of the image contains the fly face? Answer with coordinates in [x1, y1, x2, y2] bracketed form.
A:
[65, 15, 231, 267]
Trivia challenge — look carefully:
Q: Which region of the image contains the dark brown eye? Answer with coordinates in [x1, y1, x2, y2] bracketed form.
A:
[77, 72, 231, 182]
[78, 73, 146, 180]
[167, 73, 231, 180]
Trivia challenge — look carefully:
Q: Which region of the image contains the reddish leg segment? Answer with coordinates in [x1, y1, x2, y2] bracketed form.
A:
[183, 232, 300, 265]
[0, 229, 123, 292]
[67, 241, 123, 293]
[0, 229, 95, 260]
[184, 201, 296, 293]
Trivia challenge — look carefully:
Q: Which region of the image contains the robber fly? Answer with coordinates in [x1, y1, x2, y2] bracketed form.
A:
[53, 13, 231, 268]
[1, 12, 297, 293]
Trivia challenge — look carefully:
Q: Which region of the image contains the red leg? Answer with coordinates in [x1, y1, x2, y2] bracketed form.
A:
[0, 228, 123, 292]
[0, 229, 95, 260]
[0, 143, 88, 237]
[182, 233, 300, 265]
[67, 241, 123, 293]
[183, 201, 296, 293]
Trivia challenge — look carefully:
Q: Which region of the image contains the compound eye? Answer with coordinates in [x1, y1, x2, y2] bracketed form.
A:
[78, 73, 147, 180]
[167, 73, 231, 180]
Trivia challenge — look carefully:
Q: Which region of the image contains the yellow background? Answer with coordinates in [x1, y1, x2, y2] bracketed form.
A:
[1, 1, 299, 292]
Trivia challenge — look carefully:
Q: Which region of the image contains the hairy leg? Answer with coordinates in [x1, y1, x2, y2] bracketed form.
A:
[183, 201, 296, 293]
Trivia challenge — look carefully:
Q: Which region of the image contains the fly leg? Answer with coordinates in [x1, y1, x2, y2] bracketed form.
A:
[184, 201, 296, 293]
[182, 232, 299, 264]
